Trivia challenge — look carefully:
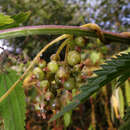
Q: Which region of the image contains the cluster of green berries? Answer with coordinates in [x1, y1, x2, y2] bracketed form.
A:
[24, 36, 90, 125]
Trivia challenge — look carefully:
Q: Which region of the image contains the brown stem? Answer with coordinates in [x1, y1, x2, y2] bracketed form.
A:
[102, 87, 114, 129]
[90, 97, 96, 129]
[0, 25, 129, 44]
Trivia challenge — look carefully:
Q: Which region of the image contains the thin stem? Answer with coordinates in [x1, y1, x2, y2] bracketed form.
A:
[90, 97, 96, 129]
[0, 25, 129, 44]
[64, 44, 69, 64]
[0, 34, 70, 103]
[55, 37, 72, 60]
[102, 87, 114, 129]
[81, 23, 104, 42]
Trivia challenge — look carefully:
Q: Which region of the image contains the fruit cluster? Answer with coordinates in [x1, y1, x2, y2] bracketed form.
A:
[23, 36, 93, 126]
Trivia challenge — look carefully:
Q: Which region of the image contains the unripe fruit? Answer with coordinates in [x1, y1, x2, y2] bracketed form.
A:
[67, 51, 81, 66]
[34, 103, 40, 111]
[33, 67, 45, 80]
[47, 60, 59, 73]
[75, 36, 85, 47]
[76, 74, 82, 82]
[50, 84, 59, 96]
[38, 59, 46, 68]
[81, 52, 87, 61]
[73, 64, 81, 72]
[45, 91, 53, 101]
[101, 46, 108, 54]
[50, 98, 61, 110]
[55, 75, 62, 85]
[46, 72, 55, 81]
[50, 54, 60, 61]
[56, 67, 69, 80]
[23, 73, 36, 87]
[64, 78, 75, 90]
[72, 88, 77, 97]
[40, 80, 49, 89]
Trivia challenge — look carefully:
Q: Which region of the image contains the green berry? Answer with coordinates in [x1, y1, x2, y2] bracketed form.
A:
[50, 54, 60, 61]
[40, 80, 49, 89]
[38, 59, 46, 68]
[76, 74, 82, 82]
[45, 91, 53, 101]
[47, 60, 59, 73]
[55, 75, 62, 85]
[81, 52, 87, 61]
[56, 67, 69, 79]
[67, 51, 81, 66]
[50, 98, 61, 110]
[72, 88, 77, 97]
[33, 67, 45, 80]
[73, 64, 81, 72]
[34, 103, 40, 111]
[46, 72, 55, 81]
[64, 78, 75, 90]
[75, 36, 85, 47]
[101, 46, 108, 54]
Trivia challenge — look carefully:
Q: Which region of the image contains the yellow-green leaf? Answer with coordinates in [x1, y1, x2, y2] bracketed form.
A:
[118, 87, 124, 118]
[63, 111, 72, 127]
[125, 80, 130, 107]
[0, 13, 14, 26]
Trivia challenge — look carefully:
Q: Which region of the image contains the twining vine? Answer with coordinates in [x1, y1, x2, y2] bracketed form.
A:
[0, 23, 130, 103]
[0, 23, 130, 129]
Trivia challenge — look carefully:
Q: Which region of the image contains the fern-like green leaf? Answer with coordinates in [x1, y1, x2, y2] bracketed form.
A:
[0, 70, 26, 130]
[49, 52, 130, 122]
[116, 72, 130, 87]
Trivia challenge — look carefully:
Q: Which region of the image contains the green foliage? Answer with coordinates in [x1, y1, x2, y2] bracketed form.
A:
[120, 119, 130, 130]
[90, 51, 100, 64]
[0, 5, 129, 128]
[119, 106, 130, 130]
[63, 111, 72, 127]
[125, 80, 130, 107]
[0, 11, 31, 30]
[118, 87, 124, 118]
[0, 70, 26, 130]
[49, 52, 130, 122]
[0, 0, 78, 26]
[0, 0, 81, 56]
[0, 13, 14, 26]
